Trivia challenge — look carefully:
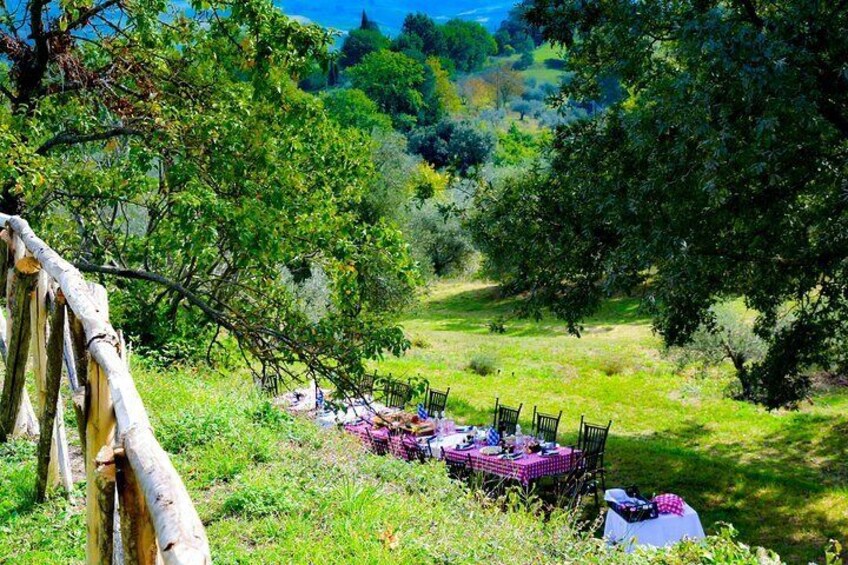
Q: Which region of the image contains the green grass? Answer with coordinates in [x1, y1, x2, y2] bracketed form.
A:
[1, 358, 793, 564]
[522, 44, 572, 85]
[495, 43, 572, 86]
[374, 281, 848, 564]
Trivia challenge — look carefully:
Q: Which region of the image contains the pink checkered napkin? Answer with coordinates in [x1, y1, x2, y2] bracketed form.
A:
[653, 493, 685, 516]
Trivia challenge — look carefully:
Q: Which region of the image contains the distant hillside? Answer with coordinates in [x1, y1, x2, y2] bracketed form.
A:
[276, 0, 514, 35]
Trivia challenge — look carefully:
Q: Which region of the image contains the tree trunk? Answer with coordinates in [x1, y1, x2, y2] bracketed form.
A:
[0, 257, 40, 442]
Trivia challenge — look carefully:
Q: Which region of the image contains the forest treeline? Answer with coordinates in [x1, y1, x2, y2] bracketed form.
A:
[2, 0, 846, 409]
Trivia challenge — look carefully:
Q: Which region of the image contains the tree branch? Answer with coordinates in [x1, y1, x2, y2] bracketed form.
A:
[0, 84, 16, 103]
[36, 127, 143, 154]
[734, 0, 764, 30]
[45, 0, 123, 39]
[0, 30, 25, 57]
[75, 262, 239, 335]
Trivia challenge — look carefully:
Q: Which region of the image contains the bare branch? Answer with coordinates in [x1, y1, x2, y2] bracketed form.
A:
[75, 262, 239, 335]
[36, 127, 143, 154]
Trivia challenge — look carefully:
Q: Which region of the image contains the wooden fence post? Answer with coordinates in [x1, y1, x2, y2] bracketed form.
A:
[91, 445, 117, 564]
[86, 284, 117, 565]
[116, 447, 161, 565]
[69, 308, 89, 455]
[31, 271, 72, 490]
[0, 257, 40, 442]
[115, 330, 160, 565]
[4, 215, 211, 564]
[4, 233, 39, 438]
[36, 293, 73, 500]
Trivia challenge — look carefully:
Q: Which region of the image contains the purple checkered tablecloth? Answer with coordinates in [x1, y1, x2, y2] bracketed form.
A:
[344, 421, 422, 460]
[443, 445, 581, 485]
[345, 421, 387, 442]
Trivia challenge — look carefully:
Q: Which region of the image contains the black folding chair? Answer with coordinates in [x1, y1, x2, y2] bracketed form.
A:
[441, 447, 471, 481]
[399, 435, 428, 463]
[492, 398, 523, 436]
[424, 386, 450, 416]
[365, 427, 389, 456]
[357, 374, 376, 400]
[383, 380, 413, 409]
[532, 407, 562, 443]
[576, 416, 612, 503]
[553, 451, 592, 508]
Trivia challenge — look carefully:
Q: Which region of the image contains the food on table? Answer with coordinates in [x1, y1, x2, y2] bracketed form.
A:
[373, 411, 415, 427]
[524, 440, 542, 454]
[480, 446, 503, 456]
[372, 410, 436, 435]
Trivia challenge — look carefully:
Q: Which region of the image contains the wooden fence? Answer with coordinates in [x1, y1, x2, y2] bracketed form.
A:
[0, 214, 210, 564]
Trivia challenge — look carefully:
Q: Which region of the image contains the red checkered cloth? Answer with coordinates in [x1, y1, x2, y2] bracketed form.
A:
[443, 446, 581, 485]
[653, 493, 685, 516]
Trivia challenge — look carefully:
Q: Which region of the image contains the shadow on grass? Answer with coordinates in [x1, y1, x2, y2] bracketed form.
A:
[417, 286, 652, 338]
[441, 399, 847, 563]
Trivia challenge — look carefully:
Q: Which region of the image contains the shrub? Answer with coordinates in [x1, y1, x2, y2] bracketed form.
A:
[251, 400, 291, 431]
[408, 119, 495, 174]
[468, 353, 498, 376]
[411, 335, 431, 348]
[513, 51, 535, 71]
[668, 304, 770, 402]
[597, 355, 627, 376]
[488, 317, 507, 334]
[406, 201, 476, 277]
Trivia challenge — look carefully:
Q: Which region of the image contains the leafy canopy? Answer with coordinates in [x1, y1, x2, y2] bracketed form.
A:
[348, 50, 426, 127]
[339, 28, 390, 68]
[321, 88, 393, 132]
[474, 0, 848, 408]
[441, 19, 498, 73]
[0, 0, 419, 391]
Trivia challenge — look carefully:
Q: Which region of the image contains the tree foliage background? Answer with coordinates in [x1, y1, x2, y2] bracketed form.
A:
[473, 0, 848, 408]
[0, 0, 419, 391]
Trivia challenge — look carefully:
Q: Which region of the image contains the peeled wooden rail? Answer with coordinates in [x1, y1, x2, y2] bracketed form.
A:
[0, 214, 210, 565]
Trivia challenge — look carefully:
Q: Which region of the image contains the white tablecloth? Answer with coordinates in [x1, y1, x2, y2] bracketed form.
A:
[315, 401, 388, 428]
[604, 503, 706, 550]
[424, 432, 468, 458]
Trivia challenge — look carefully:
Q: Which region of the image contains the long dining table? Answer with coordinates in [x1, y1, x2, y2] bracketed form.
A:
[442, 443, 581, 486]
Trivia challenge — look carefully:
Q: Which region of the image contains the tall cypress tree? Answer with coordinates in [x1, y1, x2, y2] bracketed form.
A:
[360, 10, 379, 31]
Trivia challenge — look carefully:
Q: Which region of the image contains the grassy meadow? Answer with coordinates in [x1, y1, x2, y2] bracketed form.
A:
[374, 281, 848, 563]
[2, 362, 774, 565]
[1, 283, 845, 564]
[497, 43, 571, 86]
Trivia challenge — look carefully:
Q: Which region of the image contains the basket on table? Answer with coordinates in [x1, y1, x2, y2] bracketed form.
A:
[605, 486, 659, 523]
